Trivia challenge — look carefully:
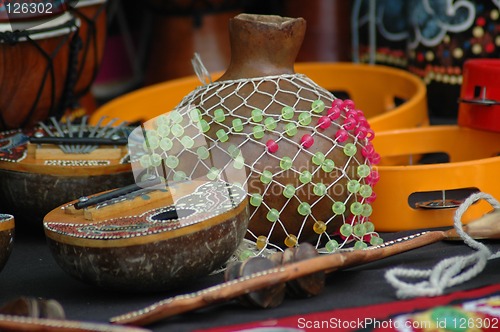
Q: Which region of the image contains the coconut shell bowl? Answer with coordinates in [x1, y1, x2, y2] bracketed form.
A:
[43, 179, 249, 292]
[0, 214, 14, 274]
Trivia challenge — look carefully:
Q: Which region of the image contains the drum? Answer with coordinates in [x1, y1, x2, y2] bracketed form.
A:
[0, 11, 78, 130]
[68, 0, 108, 99]
[144, 0, 243, 83]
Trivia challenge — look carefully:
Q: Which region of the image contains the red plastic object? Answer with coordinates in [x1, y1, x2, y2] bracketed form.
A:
[458, 59, 500, 132]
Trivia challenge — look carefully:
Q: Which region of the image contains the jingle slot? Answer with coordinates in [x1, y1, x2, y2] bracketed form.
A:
[408, 187, 480, 210]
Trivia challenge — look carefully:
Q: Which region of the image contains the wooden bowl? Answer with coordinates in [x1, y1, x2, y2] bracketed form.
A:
[0, 214, 14, 273]
[43, 180, 249, 292]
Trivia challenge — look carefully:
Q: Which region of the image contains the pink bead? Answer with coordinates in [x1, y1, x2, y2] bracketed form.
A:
[366, 129, 375, 141]
[331, 99, 343, 108]
[366, 191, 377, 203]
[335, 129, 349, 142]
[300, 134, 314, 149]
[355, 126, 368, 139]
[343, 117, 357, 131]
[369, 152, 381, 165]
[327, 106, 341, 120]
[266, 139, 279, 153]
[342, 99, 355, 110]
[345, 109, 358, 119]
[361, 144, 375, 158]
[366, 170, 380, 186]
[317, 116, 331, 130]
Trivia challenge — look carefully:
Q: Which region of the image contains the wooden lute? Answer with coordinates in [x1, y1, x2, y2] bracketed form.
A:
[43, 178, 249, 292]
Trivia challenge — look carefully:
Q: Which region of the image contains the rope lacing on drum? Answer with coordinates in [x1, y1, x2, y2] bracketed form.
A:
[0, 30, 30, 45]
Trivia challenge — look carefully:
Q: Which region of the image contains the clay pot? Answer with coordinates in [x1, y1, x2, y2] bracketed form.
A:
[136, 14, 379, 250]
[0, 214, 14, 273]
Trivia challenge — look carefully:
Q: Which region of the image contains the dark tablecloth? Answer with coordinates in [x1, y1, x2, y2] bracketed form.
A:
[1, 229, 499, 332]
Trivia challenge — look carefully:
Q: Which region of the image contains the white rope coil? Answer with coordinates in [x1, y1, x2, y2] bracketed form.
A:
[385, 192, 500, 299]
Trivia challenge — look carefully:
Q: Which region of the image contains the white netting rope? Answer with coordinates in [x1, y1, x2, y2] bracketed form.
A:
[135, 73, 381, 256]
[385, 192, 500, 299]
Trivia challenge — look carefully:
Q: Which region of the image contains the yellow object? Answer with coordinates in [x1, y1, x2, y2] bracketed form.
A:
[90, 62, 428, 132]
[371, 125, 500, 231]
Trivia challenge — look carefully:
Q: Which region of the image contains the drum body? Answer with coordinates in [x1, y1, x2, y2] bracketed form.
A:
[0, 12, 78, 130]
[69, 0, 108, 99]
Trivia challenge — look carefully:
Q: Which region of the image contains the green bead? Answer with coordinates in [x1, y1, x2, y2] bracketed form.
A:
[233, 155, 245, 169]
[139, 155, 151, 168]
[350, 202, 363, 215]
[361, 204, 373, 217]
[180, 136, 194, 149]
[280, 156, 293, 170]
[150, 153, 162, 167]
[250, 193, 263, 207]
[146, 135, 160, 150]
[364, 221, 375, 233]
[260, 170, 273, 184]
[312, 152, 325, 166]
[214, 108, 226, 123]
[354, 241, 368, 250]
[281, 106, 294, 120]
[340, 223, 352, 237]
[207, 167, 220, 180]
[170, 110, 183, 124]
[251, 109, 263, 122]
[173, 171, 187, 181]
[299, 170, 312, 184]
[321, 159, 335, 173]
[199, 119, 210, 133]
[298, 202, 311, 216]
[189, 108, 202, 122]
[285, 123, 297, 136]
[160, 137, 173, 151]
[232, 118, 244, 132]
[313, 182, 327, 196]
[311, 100, 326, 113]
[165, 155, 179, 169]
[157, 124, 170, 138]
[343, 143, 357, 157]
[357, 164, 371, 178]
[332, 201, 346, 215]
[359, 184, 373, 198]
[155, 115, 170, 127]
[253, 125, 265, 139]
[353, 223, 366, 237]
[227, 144, 240, 158]
[196, 146, 210, 160]
[239, 250, 254, 261]
[370, 235, 384, 246]
[283, 184, 295, 199]
[216, 129, 229, 142]
[325, 239, 339, 253]
[171, 124, 184, 137]
[266, 208, 279, 222]
[347, 179, 360, 193]
[264, 117, 277, 130]
[298, 112, 312, 126]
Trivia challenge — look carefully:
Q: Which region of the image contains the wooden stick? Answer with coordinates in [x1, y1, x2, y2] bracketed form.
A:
[0, 314, 151, 332]
[110, 230, 447, 326]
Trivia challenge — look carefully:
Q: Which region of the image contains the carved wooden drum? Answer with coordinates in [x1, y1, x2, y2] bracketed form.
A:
[0, 10, 78, 130]
[0, 214, 14, 274]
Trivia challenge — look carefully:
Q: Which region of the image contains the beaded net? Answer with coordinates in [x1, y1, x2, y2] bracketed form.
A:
[129, 72, 382, 257]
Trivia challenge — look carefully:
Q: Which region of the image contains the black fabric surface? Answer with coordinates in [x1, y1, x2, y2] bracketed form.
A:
[1, 229, 499, 332]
